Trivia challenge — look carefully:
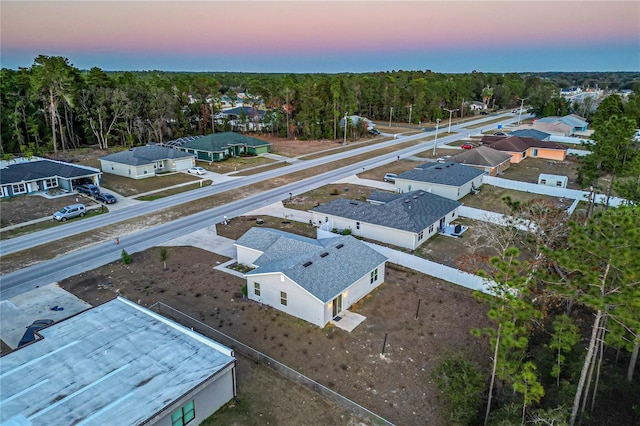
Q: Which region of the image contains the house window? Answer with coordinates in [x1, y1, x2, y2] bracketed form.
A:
[280, 291, 287, 306]
[44, 178, 58, 188]
[254, 282, 261, 296]
[418, 231, 424, 241]
[171, 400, 195, 426]
[541, 179, 547, 185]
[12, 183, 26, 195]
[157, 161, 164, 169]
[111, 165, 114, 170]
[370, 268, 378, 283]
[532, 149, 539, 157]
[522, 151, 527, 158]
[356, 221, 360, 230]
[429, 224, 434, 233]
[556, 181, 562, 187]
[451, 211, 455, 217]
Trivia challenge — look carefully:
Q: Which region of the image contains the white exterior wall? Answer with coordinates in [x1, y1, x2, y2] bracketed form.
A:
[152, 363, 235, 426]
[395, 177, 482, 200]
[313, 213, 447, 250]
[171, 157, 195, 171]
[100, 160, 155, 179]
[236, 245, 263, 266]
[322, 263, 386, 325]
[248, 273, 326, 326]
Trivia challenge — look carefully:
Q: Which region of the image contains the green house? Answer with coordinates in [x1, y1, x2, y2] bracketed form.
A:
[177, 132, 271, 162]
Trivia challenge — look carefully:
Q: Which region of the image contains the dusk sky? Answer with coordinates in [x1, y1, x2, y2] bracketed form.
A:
[2, 1, 639, 73]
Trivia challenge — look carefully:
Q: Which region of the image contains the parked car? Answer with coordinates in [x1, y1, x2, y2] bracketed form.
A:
[187, 167, 207, 175]
[53, 203, 86, 222]
[95, 192, 117, 204]
[76, 184, 100, 196]
[18, 319, 54, 347]
[437, 155, 452, 163]
[383, 173, 397, 182]
[368, 128, 381, 135]
[493, 132, 507, 136]
[461, 143, 475, 150]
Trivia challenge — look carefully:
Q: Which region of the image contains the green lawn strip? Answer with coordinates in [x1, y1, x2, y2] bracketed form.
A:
[135, 183, 209, 201]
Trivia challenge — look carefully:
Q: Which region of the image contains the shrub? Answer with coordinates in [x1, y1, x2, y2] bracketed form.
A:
[430, 353, 484, 426]
[341, 228, 352, 235]
[121, 249, 132, 264]
[241, 284, 248, 297]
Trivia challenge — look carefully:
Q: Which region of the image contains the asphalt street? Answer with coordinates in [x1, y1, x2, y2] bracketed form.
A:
[0, 112, 530, 299]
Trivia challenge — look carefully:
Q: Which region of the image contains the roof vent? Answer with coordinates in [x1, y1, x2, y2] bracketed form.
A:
[435, 166, 442, 170]
[413, 195, 418, 199]
[320, 252, 329, 258]
[418, 191, 425, 195]
[405, 199, 411, 203]
[336, 243, 344, 249]
[303, 261, 313, 267]
[349, 201, 358, 205]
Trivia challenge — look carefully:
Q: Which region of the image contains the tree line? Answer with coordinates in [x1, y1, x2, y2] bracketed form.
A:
[6, 55, 630, 158]
[432, 104, 639, 425]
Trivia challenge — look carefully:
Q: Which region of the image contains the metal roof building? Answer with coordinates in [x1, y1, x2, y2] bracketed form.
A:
[0, 297, 236, 426]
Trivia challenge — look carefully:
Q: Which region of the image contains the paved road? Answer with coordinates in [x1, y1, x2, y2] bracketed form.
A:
[0, 113, 531, 298]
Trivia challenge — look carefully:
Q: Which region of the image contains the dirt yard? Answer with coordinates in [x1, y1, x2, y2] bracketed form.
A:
[59, 242, 491, 426]
[0, 194, 99, 228]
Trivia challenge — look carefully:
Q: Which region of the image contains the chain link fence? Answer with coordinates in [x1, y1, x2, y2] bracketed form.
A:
[150, 301, 394, 426]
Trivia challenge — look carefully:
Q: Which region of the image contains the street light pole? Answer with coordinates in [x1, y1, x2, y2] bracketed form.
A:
[408, 103, 413, 125]
[343, 112, 348, 145]
[517, 97, 528, 126]
[444, 108, 459, 134]
[389, 107, 393, 128]
[432, 118, 441, 156]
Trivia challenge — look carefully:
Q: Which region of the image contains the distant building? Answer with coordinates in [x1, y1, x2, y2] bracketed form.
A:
[395, 162, 485, 200]
[448, 146, 512, 176]
[1, 158, 101, 198]
[482, 135, 568, 163]
[165, 132, 271, 162]
[0, 297, 236, 426]
[99, 145, 195, 179]
[312, 190, 461, 250]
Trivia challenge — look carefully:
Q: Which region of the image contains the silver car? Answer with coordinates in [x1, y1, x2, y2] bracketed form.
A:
[53, 203, 86, 222]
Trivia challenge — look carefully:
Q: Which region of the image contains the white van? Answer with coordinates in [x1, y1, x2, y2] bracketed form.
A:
[53, 204, 86, 222]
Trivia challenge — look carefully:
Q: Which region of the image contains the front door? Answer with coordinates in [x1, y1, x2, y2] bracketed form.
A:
[439, 217, 446, 229]
[332, 295, 343, 317]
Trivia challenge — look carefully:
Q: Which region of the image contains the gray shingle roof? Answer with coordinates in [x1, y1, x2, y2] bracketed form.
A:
[399, 162, 485, 186]
[100, 145, 194, 166]
[240, 228, 387, 303]
[0, 159, 100, 185]
[508, 129, 551, 140]
[312, 190, 461, 233]
[449, 146, 512, 167]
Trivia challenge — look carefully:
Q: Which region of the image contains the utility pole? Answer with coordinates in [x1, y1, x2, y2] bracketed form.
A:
[343, 112, 348, 145]
[408, 103, 413, 125]
[517, 97, 528, 126]
[444, 108, 459, 134]
[432, 118, 441, 156]
[389, 107, 393, 128]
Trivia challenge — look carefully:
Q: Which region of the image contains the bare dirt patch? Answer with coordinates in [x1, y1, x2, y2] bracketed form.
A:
[460, 185, 571, 214]
[499, 157, 582, 189]
[59, 244, 491, 426]
[0, 194, 99, 228]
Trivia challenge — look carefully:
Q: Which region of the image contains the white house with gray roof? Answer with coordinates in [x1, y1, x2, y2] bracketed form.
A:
[311, 190, 461, 250]
[99, 145, 195, 179]
[0, 297, 236, 426]
[395, 162, 484, 200]
[235, 228, 387, 327]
